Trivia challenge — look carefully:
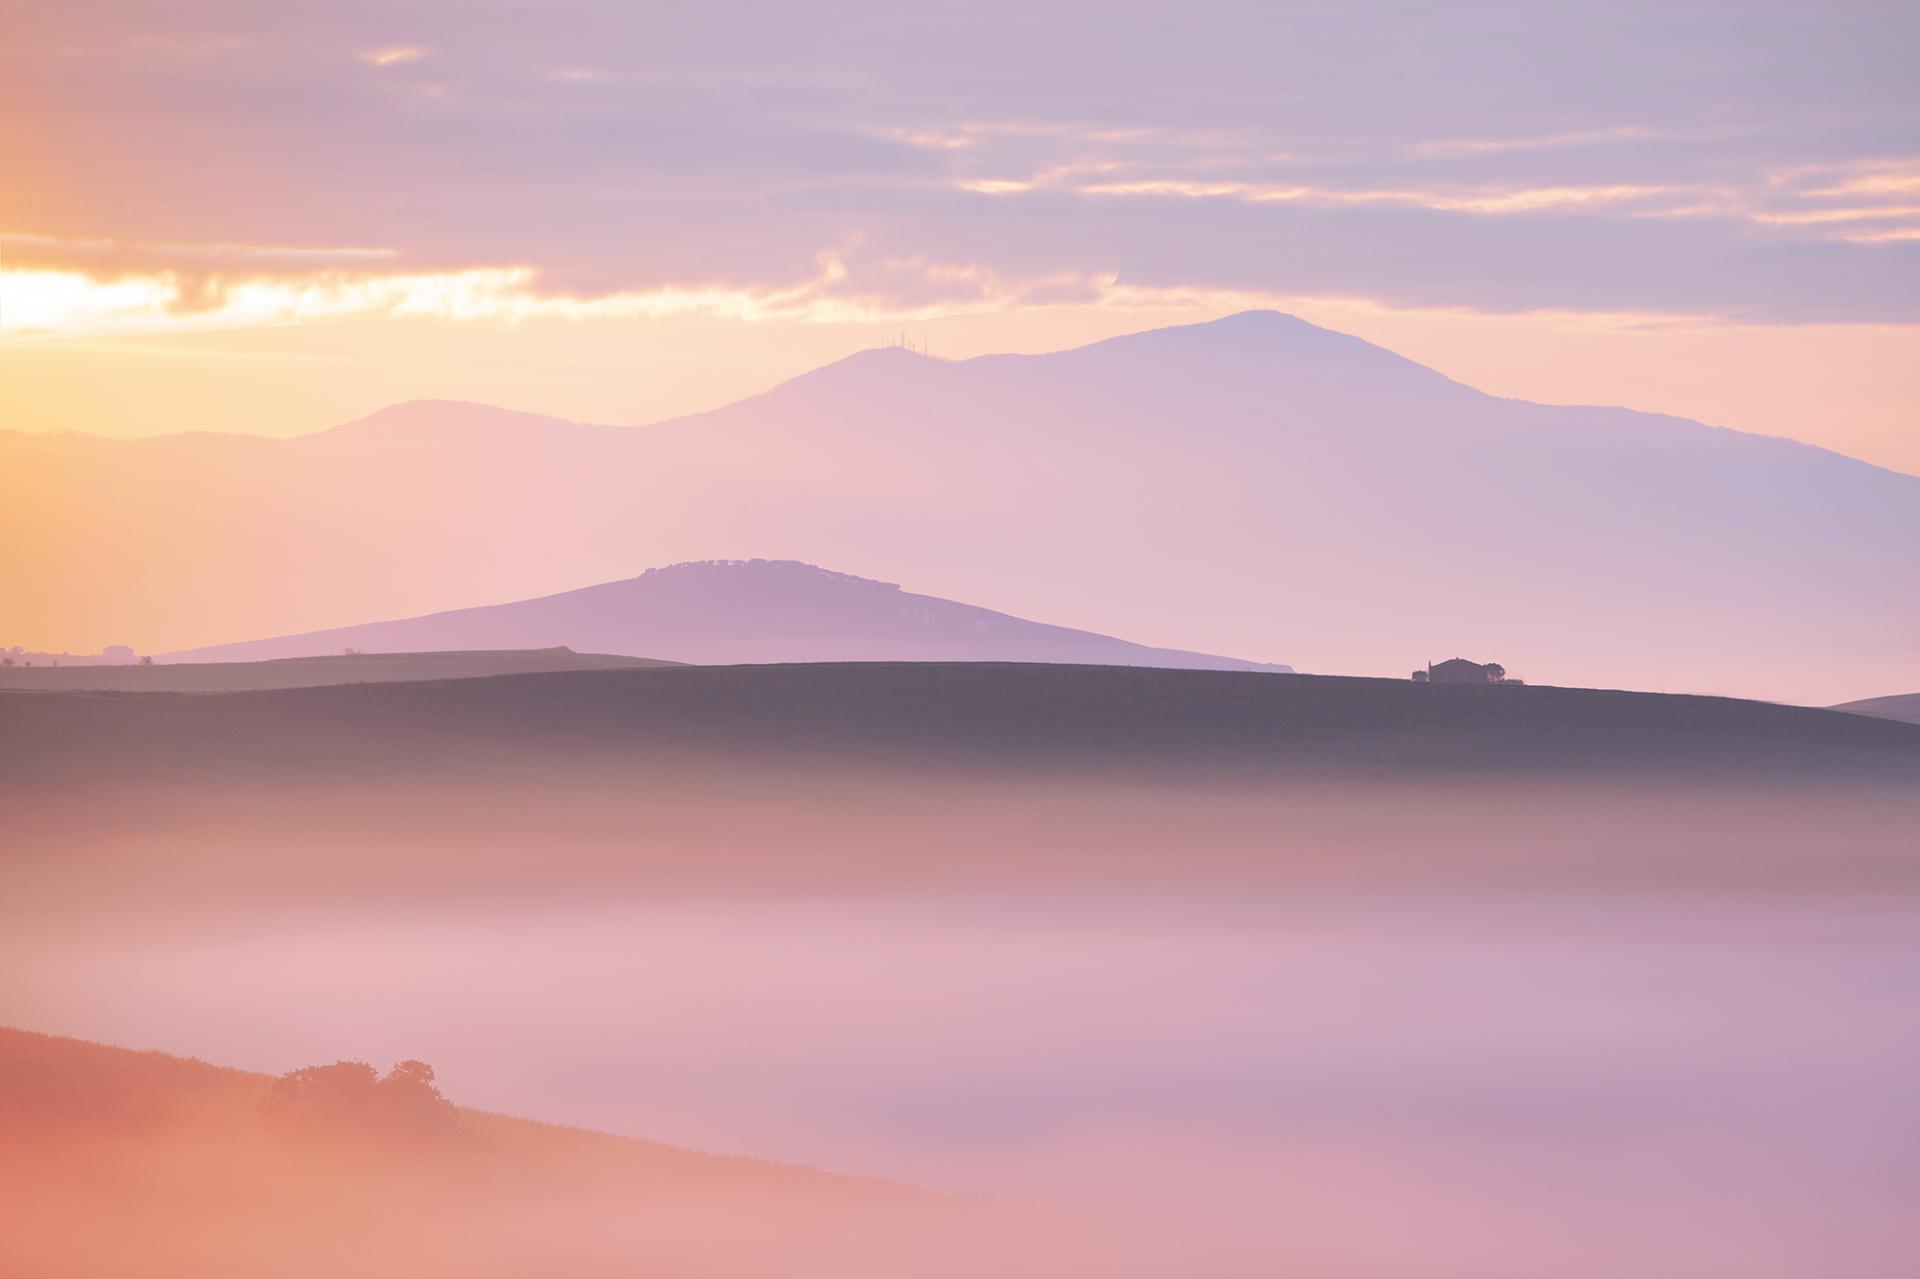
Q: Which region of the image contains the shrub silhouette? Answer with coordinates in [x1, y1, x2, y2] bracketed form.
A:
[262, 1059, 465, 1146]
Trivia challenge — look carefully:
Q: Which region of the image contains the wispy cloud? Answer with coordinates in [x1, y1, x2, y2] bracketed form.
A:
[1063, 178, 1680, 217]
[1751, 206, 1920, 226]
[2, 231, 400, 265]
[958, 179, 1037, 195]
[1813, 174, 1920, 198]
[1775, 160, 1920, 200]
[1839, 227, 1920, 245]
[1411, 125, 1667, 159]
[0, 247, 1116, 337]
[1741, 158, 1920, 244]
[1, 243, 1787, 343]
[880, 127, 974, 151]
[359, 45, 427, 67]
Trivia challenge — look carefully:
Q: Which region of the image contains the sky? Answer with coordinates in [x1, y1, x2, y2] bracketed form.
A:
[2, 1, 1917, 471]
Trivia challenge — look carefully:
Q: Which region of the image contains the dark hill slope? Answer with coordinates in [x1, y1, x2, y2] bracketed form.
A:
[4, 665, 1916, 904]
[3, 663, 1917, 783]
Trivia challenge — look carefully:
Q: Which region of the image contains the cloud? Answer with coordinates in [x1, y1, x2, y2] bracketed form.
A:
[1831, 174, 1920, 197]
[1739, 158, 1920, 245]
[0, 246, 1133, 338]
[2, 231, 401, 268]
[879, 128, 974, 151]
[1070, 180, 1680, 216]
[1840, 227, 1920, 245]
[1752, 206, 1920, 226]
[1411, 126, 1668, 159]
[359, 45, 427, 67]
[3, 2, 1919, 328]
[0, 265, 845, 336]
[1767, 159, 1920, 198]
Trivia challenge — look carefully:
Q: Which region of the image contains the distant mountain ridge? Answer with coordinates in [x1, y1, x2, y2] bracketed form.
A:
[0, 647, 677, 692]
[1832, 692, 1920, 727]
[6, 310, 1916, 703]
[168, 559, 1293, 672]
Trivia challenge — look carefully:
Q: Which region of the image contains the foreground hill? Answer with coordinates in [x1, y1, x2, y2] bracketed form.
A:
[7, 662, 1916, 782]
[0, 1026, 1207, 1279]
[6, 312, 1915, 703]
[1832, 691, 1920, 727]
[4, 664, 1916, 907]
[0, 647, 675, 693]
[167, 560, 1291, 671]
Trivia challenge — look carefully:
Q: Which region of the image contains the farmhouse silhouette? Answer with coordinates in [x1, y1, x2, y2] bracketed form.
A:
[1412, 658, 1522, 685]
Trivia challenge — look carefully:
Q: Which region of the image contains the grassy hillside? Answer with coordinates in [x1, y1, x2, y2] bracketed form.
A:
[0, 1025, 1210, 1278]
[4, 664, 1917, 907]
[0, 647, 678, 693]
[5, 662, 1918, 783]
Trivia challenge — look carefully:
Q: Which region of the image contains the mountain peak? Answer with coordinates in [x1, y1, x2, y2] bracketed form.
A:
[1202, 308, 1321, 331]
[1024, 308, 1459, 396]
[640, 558, 902, 592]
[319, 399, 600, 440]
[1116, 307, 1413, 356]
[166, 557, 1286, 672]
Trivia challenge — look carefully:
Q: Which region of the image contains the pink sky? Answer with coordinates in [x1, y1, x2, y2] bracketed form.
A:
[3, 2, 1918, 472]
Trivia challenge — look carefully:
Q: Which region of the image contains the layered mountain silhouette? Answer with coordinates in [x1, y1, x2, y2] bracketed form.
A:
[7, 311, 1916, 702]
[167, 559, 1289, 670]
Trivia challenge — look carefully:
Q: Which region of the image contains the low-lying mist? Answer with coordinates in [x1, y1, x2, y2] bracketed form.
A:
[5, 666, 1918, 1275]
[7, 893, 1918, 1277]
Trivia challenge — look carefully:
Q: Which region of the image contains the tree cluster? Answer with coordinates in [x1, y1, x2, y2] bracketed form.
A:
[261, 1059, 466, 1146]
